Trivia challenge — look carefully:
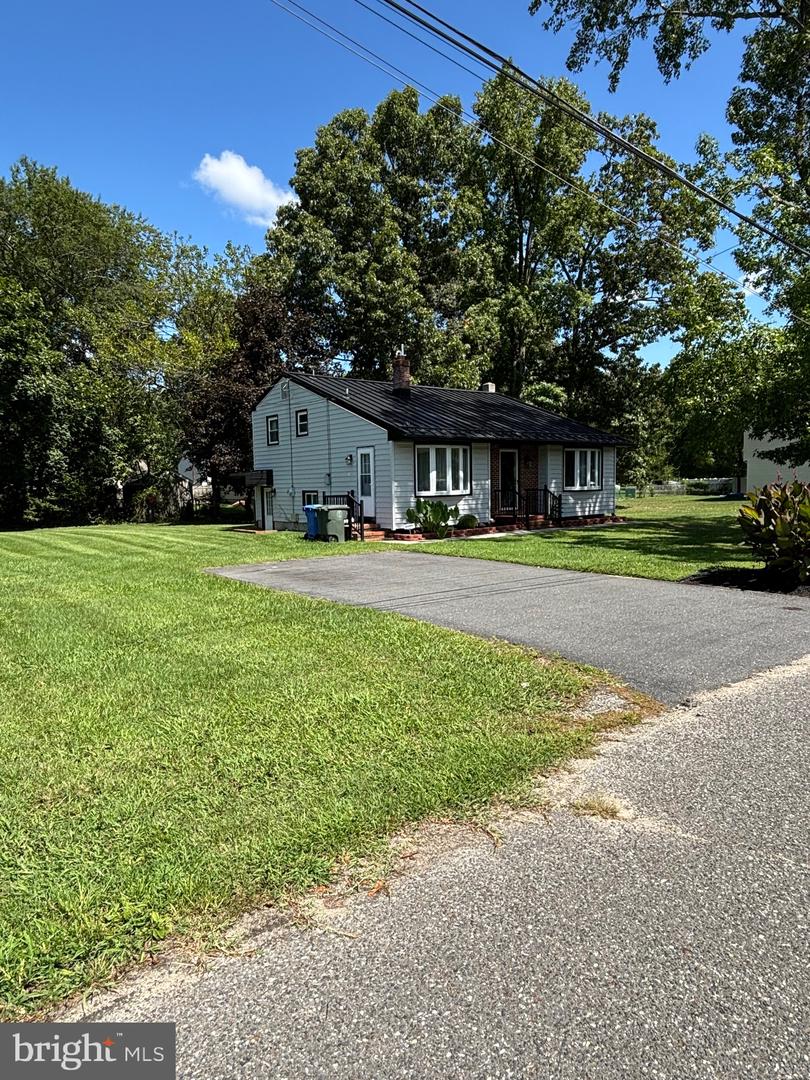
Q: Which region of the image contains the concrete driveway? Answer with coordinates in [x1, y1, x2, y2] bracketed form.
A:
[210, 552, 810, 703]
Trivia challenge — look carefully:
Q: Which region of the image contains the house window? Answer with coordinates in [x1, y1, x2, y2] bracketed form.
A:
[564, 448, 602, 490]
[301, 490, 319, 506]
[295, 409, 309, 437]
[266, 415, 279, 446]
[415, 444, 470, 496]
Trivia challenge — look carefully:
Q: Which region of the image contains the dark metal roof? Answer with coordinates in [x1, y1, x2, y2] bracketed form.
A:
[286, 373, 626, 445]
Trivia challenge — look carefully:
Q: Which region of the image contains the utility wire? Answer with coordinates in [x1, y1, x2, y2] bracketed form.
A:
[376, 0, 810, 260]
[352, 0, 766, 275]
[351, 0, 487, 83]
[267, 0, 786, 313]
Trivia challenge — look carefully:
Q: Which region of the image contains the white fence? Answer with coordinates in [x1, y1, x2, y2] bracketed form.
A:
[619, 478, 734, 497]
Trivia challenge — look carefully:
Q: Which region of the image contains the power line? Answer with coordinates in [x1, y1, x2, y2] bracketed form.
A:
[351, 0, 773, 278]
[351, 0, 487, 84]
[266, 0, 787, 313]
[375, 0, 810, 260]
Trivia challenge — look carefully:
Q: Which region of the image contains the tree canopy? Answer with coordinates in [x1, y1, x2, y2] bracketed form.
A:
[2, 58, 788, 525]
[529, 0, 810, 464]
[261, 72, 748, 481]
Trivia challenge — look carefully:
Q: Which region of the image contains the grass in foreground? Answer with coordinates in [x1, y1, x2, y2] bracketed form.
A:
[417, 495, 752, 581]
[0, 524, 609, 1017]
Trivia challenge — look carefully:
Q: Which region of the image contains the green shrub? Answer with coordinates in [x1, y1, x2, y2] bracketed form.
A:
[456, 513, 479, 529]
[738, 481, 810, 582]
[405, 498, 459, 539]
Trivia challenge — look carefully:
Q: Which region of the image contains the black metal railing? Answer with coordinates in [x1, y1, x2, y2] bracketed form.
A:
[346, 492, 365, 541]
[547, 488, 562, 525]
[493, 487, 562, 528]
[492, 488, 520, 519]
[322, 490, 365, 540]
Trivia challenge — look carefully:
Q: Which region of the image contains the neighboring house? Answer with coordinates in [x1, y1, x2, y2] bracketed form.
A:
[743, 432, 810, 491]
[177, 457, 211, 502]
[177, 457, 240, 505]
[249, 354, 624, 535]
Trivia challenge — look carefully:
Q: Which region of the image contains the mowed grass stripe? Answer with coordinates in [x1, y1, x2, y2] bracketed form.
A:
[0, 524, 604, 1017]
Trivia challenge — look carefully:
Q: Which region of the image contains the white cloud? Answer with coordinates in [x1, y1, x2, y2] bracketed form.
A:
[194, 150, 296, 227]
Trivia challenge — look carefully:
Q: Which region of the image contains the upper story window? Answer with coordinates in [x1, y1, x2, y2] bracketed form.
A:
[415, 444, 470, 496]
[266, 415, 279, 446]
[564, 448, 602, 490]
[295, 409, 309, 437]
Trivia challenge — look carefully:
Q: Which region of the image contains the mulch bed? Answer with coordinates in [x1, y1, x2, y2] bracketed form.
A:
[680, 566, 810, 598]
[390, 515, 626, 541]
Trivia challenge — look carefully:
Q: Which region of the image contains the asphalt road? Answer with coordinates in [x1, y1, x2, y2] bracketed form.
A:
[73, 657, 810, 1079]
[210, 552, 810, 702]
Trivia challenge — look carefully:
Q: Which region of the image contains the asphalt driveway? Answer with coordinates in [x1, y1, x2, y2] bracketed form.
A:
[210, 552, 810, 702]
[72, 657, 810, 1079]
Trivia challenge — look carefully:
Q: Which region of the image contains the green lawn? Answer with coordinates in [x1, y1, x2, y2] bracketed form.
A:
[418, 495, 752, 581]
[0, 524, 613, 1017]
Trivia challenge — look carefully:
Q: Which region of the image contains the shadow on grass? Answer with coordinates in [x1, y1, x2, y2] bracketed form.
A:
[474, 509, 749, 569]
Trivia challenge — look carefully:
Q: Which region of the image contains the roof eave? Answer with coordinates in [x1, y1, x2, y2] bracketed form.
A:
[285, 372, 403, 436]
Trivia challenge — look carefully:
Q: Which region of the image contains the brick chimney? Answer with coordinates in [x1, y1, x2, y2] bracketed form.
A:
[393, 349, 411, 397]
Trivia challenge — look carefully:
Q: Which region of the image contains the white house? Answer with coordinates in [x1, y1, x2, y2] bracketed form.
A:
[248, 355, 624, 536]
[743, 432, 810, 491]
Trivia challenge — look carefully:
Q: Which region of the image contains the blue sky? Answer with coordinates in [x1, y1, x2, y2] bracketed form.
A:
[4, 0, 757, 359]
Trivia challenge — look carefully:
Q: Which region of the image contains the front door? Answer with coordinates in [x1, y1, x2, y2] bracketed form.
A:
[263, 488, 274, 531]
[499, 449, 519, 510]
[357, 446, 376, 519]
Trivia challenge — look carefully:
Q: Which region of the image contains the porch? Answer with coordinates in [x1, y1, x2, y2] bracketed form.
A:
[491, 486, 563, 529]
[490, 442, 562, 528]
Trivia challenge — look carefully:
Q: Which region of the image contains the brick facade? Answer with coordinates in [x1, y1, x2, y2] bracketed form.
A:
[490, 442, 540, 517]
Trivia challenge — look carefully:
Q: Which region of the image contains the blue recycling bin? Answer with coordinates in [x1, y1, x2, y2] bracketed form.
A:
[303, 504, 321, 540]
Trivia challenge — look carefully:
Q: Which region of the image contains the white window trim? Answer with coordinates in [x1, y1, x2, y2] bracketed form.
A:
[415, 444, 471, 497]
[295, 409, 309, 437]
[301, 489, 319, 507]
[564, 448, 603, 491]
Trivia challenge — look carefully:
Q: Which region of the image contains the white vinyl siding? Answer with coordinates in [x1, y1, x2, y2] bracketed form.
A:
[548, 445, 616, 517]
[743, 431, 810, 491]
[252, 380, 393, 529]
[392, 441, 491, 528]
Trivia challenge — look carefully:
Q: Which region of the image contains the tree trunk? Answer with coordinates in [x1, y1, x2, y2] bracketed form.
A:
[210, 473, 222, 520]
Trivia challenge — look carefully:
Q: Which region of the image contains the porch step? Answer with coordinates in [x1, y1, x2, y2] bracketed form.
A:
[361, 528, 386, 542]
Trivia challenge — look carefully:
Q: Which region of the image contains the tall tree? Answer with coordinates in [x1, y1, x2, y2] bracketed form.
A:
[467, 71, 731, 413]
[266, 87, 482, 386]
[0, 278, 64, 525]
[174, 274, 336, 505]
[529, 0, 810, 462]
[0, 158, 181, 523]
[666, 326, 777, 479]
[0, 158, 254, 524]
[263, 72, 745, 446]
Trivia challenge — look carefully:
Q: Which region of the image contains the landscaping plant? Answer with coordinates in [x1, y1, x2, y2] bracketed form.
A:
[738, 481, 810, 583]
[405, 498, 459, 538]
